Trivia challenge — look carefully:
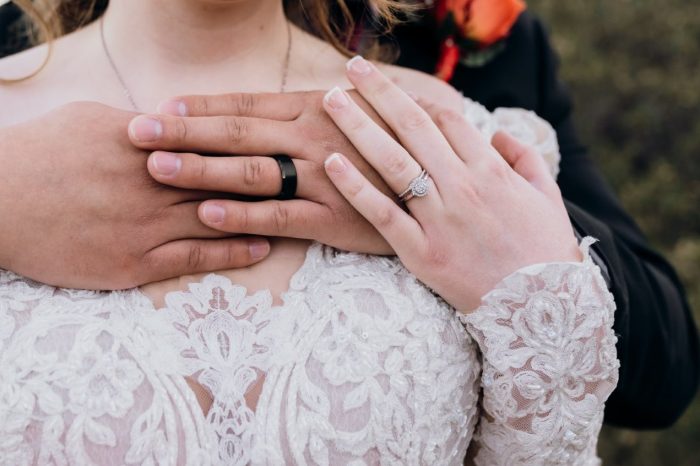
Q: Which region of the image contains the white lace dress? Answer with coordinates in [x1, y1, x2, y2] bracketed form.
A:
[0, 99, 619, 466]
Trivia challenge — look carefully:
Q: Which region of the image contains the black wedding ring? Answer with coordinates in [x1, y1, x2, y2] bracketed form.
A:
[273, 154, 298, 200]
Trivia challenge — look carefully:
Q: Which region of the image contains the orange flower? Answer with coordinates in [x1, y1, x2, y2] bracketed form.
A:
[463, 0, 527, 46]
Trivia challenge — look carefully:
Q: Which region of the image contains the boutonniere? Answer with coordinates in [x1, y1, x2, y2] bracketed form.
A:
[432, 0, 527, 81]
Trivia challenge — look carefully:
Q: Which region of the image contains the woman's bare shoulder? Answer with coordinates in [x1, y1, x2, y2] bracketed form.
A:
[0, 26, 98, 127]
[0, 45, 51, 126]
[379, 63, 464, 113]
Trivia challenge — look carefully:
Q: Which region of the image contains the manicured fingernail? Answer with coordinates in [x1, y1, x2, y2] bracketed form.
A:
[324, 153, 347, 174]
[249, 239, 270, 260]
[202, 204, 226, 224]
[152, 152, 181, 176]
[346, 55, 372, 75]
[129, 116, 162, 142]
[157, 100, 187, 116]
[324, 87, 349, 110]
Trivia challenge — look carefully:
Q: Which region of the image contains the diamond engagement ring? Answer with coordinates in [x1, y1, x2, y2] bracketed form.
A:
[398, 169, 432, 202]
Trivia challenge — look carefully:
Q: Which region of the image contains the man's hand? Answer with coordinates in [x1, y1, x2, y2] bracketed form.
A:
[0, 102, 270, 289]
[128, 91, 394, 255]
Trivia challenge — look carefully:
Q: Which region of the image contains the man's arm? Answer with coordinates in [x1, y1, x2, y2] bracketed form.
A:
[392, 11, 699, 428]
[529, 13, 699, 429]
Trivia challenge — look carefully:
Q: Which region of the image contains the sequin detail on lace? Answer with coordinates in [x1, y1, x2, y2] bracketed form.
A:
[462, 238, 619, 465]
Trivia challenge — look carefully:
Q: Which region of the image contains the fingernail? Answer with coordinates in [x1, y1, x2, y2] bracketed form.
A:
[324, 153, 347, 174]
[129, 116, 163, 142]
[249, 239, 270, 260]
[346, 55, 372, 75]
[152, 152, 181, 176]
[406, 91, 420, 102]
[324, 87, 349, 110]
[157, 100, 187, 116]
[202, 204, 226, 224]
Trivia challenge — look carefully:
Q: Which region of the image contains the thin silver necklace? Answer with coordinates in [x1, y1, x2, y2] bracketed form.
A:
[99, 15, 293, 112]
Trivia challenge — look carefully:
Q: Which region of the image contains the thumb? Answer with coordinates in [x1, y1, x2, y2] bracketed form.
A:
[491, 131, 557, 195]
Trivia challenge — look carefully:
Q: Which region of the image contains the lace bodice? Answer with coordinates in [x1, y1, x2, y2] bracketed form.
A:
[0, 98, 618, 465]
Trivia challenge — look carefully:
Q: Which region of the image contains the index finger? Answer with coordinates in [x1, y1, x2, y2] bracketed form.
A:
[157, 92, 309, 120]
[128, 114, 300, 155]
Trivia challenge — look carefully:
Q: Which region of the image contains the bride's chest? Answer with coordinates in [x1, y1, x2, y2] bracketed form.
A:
[1, 244, 481, 465]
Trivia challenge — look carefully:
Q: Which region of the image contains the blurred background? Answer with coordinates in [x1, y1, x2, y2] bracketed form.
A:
[527, 0, 699, 464]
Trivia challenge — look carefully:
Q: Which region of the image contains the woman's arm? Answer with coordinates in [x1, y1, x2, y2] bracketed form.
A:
[316, 56, 619, 462]
[462, 239, 618, 464]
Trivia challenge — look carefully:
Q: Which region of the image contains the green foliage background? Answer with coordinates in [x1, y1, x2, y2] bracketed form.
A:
[527, 0, 700, 464]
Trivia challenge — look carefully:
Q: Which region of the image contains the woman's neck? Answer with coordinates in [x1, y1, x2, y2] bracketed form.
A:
[99, 0, 292, 108]
[104, 0, 288, 66]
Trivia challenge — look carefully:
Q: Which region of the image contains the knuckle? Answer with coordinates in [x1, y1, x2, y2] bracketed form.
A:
[242, 158, 265, 187]
[373, 204, 396, 229]
[454, 180, 479, 201]
[345, 114, 367, 133]
[505, 142, 531, 161]
[223, 242, 237, 266]
[436, 108, 463, 126]
[480, 158, 510, 180]
[230, 93, 257, 116]
[398, 109, 432, 132]
[235, 206, 250, 231]
[272, 203, 290, 233]
[172, 117, 189, 143]
[187, 244, 205, 269]
[371, 78, 393, 97]
[196, 156, 209, 183]
[424, 242, 450, 268]
[346, 178, 365, 198]
[382, 150, 411, 176]
[224, 117, 248, 145]
[191, 97, 209, 116]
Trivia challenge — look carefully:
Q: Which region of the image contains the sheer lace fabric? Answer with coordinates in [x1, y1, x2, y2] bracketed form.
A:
[0, 97, 618, 465]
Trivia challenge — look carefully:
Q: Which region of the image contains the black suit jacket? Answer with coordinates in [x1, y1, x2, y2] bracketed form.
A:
[390, 11, 699, 429]
[1, 4, 698, 429]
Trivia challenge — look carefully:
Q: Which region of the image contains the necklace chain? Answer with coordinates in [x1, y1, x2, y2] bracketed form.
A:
[99, 16, 293, 112]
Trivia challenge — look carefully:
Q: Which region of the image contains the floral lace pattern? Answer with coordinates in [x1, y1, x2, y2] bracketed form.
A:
[0, 245, 480, 465]
[0, 98, 617, 465]
[462, 238, 619, 465]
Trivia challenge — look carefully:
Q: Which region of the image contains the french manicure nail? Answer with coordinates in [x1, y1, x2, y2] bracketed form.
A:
[202, 204, 226, 224]
[129, 116, 163, 142]
[324, 153, 347, 174]
[152, 152, 181, 176]
[324, 87, 349, 110]
[249, 239, 270, 260]
[157, 100, 188, 116]
[346, 55, 372, 75]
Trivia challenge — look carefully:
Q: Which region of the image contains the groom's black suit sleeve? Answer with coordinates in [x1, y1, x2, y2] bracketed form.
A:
[1, 3, 697, 429]
[391, 10, 699, 429]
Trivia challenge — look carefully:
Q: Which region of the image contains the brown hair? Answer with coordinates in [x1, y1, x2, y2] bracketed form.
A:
[2, 0, 420, 83]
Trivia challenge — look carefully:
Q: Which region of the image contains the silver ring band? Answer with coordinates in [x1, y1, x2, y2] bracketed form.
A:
[398, 169, 431, 202]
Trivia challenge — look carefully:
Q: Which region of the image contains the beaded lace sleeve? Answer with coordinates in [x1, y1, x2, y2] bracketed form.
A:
[461, 237, 620, 465]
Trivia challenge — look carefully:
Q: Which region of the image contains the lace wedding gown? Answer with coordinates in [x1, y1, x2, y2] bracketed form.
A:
[0, 99, 619, 466]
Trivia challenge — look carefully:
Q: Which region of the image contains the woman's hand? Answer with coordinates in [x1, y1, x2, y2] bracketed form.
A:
[322, 56, 581, 313]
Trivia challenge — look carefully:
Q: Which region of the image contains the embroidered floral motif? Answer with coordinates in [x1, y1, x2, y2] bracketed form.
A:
[0, 98, 616, 466]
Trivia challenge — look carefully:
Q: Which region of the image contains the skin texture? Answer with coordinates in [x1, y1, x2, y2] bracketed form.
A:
[137, 60, 581, 313]
[322, 57, 580, 312]
[0, 102, 271, 289]
[0, 0, 462, 291]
